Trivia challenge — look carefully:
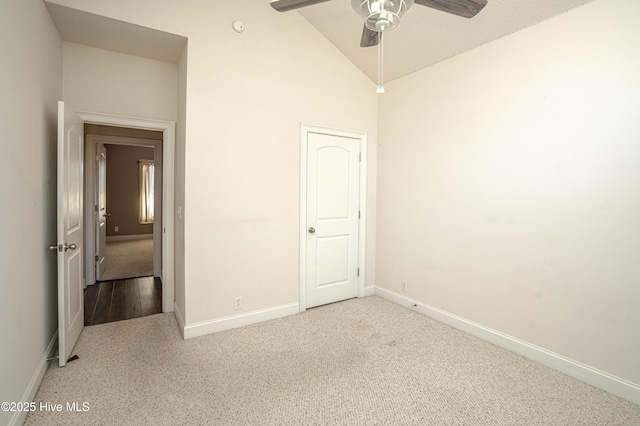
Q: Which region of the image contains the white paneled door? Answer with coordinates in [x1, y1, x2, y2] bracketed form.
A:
[56, 101, 84, 367]
[304, 127, 364, 309]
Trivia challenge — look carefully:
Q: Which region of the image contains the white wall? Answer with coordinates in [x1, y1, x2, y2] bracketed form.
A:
[0, 1, 62, 425]
[179, 1, 378, 324]
[377, 0, 640, 387]
[63, 42, 178, 121]
[48, 0, 378, 327]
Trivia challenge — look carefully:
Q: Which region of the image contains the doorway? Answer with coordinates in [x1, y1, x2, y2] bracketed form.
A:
[84, 125, 164, 325]
[79, 112, 175, 315]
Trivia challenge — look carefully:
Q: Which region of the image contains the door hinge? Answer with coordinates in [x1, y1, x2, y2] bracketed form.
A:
[359, 152, 362, 161]
[95, 255, 99, 262]
[94, 204, 98, 212]
[358, 210, 361, 219]
[357, 267, 360, 277]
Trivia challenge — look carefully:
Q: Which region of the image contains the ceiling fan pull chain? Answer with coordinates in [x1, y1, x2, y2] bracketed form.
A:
[377, 29, 385, 94]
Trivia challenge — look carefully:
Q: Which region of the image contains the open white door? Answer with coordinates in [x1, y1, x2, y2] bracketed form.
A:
[57, 101, 84, 367]
[95, 144, 107, 280]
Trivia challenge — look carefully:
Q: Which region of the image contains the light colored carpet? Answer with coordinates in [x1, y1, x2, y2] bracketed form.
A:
[26, 296, 639, 425]
[99, 239, 153, 281]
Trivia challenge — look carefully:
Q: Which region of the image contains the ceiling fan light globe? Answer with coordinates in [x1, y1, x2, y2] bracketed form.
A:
[351, 0, 414, 32]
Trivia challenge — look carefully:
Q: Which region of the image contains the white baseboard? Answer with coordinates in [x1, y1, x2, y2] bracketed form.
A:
[183, 303, 299, 340]
[9, 331, 58, 426]
[363, 286, 375, 297]
[106, 234, 153, 242]
[374, 286, 640, 405]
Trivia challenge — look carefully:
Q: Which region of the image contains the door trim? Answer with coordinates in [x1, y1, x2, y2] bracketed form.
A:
[78, 111, 175, 313]
[299, 123, 367, 312]
[85, 134, 163, 283]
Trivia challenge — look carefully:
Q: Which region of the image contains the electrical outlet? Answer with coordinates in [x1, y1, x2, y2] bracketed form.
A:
[401, 280, 407, 292]
[114, 226, 119, 232]
[234, 296, 242, 310]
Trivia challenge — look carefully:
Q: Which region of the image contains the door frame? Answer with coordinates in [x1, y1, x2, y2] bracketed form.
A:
[78, 111, 175, 313]
[85, 134, 163, 283]
[299, 123, 367, 312]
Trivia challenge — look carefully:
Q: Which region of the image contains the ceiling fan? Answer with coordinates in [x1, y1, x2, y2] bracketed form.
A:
[270, 0, 487, 92]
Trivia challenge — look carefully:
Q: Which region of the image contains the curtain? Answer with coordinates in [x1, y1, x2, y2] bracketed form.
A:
[139, 160, 155, 224]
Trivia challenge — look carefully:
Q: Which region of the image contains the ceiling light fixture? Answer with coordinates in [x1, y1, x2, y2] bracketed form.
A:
[270, 0, 487, 94]
[351, 0, 414, 93]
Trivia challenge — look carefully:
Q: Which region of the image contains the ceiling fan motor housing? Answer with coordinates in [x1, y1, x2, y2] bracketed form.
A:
[351, 0, 414, 32]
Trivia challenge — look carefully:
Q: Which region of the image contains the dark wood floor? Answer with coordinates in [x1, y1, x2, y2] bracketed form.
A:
[84, 276, 162, 326]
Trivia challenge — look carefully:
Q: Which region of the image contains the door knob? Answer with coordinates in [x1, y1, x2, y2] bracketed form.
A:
[48, 245, 58, 252]
[64, 243, 77, 251]
[308, 227, 316, 234]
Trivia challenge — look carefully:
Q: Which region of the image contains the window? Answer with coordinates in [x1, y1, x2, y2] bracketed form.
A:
[138, 160, 154, 224]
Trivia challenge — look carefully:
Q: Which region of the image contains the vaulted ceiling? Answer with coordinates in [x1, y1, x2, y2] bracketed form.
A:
[46, 0, 595, 84]
[295, 0, 595, 82]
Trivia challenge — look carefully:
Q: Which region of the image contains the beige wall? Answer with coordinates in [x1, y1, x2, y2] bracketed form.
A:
[180, 2, 379, 324]
[63, 41, 178, 121]
[377, 0, 640, 385]
[104, 144, 156, 237]
[0, 1, 62, 424]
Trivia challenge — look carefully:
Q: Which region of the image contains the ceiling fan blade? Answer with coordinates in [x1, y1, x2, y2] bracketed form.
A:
[269, 0, 332, 12]
[414, 0, 487, 18]
[360, 25, 379, 48]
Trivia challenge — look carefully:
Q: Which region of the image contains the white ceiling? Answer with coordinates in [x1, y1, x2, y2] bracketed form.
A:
[296, 0, 595, 82]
